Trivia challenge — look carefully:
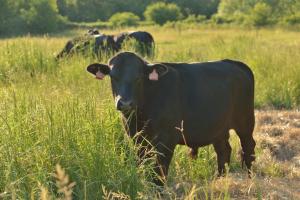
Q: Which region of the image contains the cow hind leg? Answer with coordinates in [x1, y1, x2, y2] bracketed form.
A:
[213, 132, 232, 176]
[189, 147, 198, 159]
[239, 134, 255, 176]
[235, 116, 256, 176]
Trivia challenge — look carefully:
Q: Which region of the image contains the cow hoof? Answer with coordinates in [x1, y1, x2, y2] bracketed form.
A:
[247, 169, 254, 179]
[217, 173, 226, 178]
[189, 148, 198, 159]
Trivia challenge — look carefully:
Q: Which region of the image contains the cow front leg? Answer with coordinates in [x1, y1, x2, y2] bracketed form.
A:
[134, 133, 153, 166]
[152, 142, 175, 186]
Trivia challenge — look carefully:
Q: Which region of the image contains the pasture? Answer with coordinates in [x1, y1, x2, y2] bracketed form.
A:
[0, 27, 299, 199]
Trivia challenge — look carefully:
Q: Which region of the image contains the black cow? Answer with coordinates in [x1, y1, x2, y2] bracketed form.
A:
[56, 33, 117, 60]
[93, 34, 117, 55]
[86, 52, 256, 186]
[114, 31, 155, 57]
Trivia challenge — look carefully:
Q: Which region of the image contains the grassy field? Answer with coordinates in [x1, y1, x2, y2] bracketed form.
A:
[0, 27, 299, 199]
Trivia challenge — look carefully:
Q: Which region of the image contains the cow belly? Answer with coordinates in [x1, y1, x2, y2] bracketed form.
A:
[180, 115, 230, 146]
[179, 97, 233, 147]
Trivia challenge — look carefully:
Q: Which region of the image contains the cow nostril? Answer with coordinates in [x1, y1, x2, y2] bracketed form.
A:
[116, 99, 134, 111]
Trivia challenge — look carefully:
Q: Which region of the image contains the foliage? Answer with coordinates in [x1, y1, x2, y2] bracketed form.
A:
[0, 0, 65, 35]
[56, 0, 154, 22]
[216, 0, 300, 26]
[280, 13, 300, 25]
[1, 0, 300, 36]
[247, 2, 273, 26]
[281, 0, 300, 25]
[144, 2, 183, 25]
[165, 0, 220, 17]
[109, 12, 140, 27]
[56, 0, 220, 22]
[182, 14, 207, 24]
[21, 0, 66, 33]
[0, 0, 26, 35]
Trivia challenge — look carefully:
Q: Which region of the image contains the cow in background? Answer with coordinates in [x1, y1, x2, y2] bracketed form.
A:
[114, 31, 155, 57]
[56, 30, 117, 60]
[56, 29, 155, 60]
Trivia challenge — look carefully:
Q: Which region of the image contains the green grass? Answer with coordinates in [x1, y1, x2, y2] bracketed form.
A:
[0, 27, 299, 199]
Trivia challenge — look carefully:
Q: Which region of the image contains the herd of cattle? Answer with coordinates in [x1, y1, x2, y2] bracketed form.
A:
[59, 29, 256, 186]
[56, 29, 154, 59]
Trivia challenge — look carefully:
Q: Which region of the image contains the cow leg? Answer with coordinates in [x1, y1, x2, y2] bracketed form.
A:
[135, 135, 175, 186]
[189, 147, 198, 159]
[134, 134, 152, 164]
[213, 132, 231, 176]
[56, 41, 74, 59]
[235, 115, 256, 177]
[152, 142, 175, 186]
[238, 133, 256, 176]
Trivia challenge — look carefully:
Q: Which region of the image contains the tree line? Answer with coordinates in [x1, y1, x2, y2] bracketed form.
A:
[0, 0, 299, 35]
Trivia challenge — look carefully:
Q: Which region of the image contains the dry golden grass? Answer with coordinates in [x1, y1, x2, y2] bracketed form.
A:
[102, 185, 131, 200]
[245, 110, 300, 199]
[40, 164, 76, 200]
[256, 110, 300, 165]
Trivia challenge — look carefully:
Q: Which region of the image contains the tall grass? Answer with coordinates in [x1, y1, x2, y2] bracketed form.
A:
[0, 27, 299, 199]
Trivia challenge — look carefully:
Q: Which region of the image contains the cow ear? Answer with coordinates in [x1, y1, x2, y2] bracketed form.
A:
[147, 63, 169, 81]
[86, 63, 110, 80]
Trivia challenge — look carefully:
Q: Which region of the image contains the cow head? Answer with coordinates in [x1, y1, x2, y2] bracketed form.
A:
[87, 28, 100, 35]
[87, 52, 168, 112]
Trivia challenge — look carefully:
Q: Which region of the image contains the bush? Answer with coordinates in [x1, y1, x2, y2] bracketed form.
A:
[247, 3, 273, 26]
[280, 13, 300, 25]
[109, 12, 140, 27]
[144, 2, 183, 25]
[210, 14, 233, 24]
[0, 1, 27, 35]
[182, 14, 206, 24]
[0, 0, 66, 35]
[21, 0, 66, 33]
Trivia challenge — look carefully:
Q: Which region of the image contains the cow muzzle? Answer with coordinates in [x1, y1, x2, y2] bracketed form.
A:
[115, 96, 134, 111]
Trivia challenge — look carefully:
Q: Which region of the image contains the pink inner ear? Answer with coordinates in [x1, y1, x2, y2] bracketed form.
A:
[149, 69, 159, 81]
[96, 71, 105, 80]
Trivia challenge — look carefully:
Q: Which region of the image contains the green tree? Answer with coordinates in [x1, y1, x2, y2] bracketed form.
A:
[182, 14, 206, 24]
[55, 0, 220, 22]
[144, 2, 183, 25]
[21, 0, 65, 33]
[217, 0, 256, 20]
[0, 0, 26, 35]
[216, 0, 300, 25]
[167, 0, 220, 17]
[277, 0, 300, 25]
[248, 2, 272, 26]
[109, 12, 140, 27]
[111, 0, 155, 19]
